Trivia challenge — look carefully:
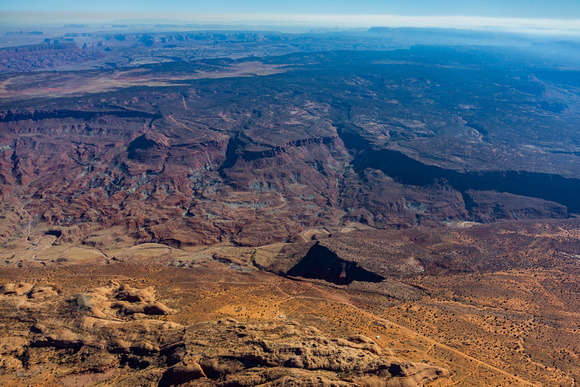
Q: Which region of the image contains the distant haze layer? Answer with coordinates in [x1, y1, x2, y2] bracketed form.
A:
[3, 0, 580, 19]
[1, 11, 580, 32]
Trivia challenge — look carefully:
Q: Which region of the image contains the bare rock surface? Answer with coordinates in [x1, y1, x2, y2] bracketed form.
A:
[1, 49, 580, 252]
[0, 281, 448, 386]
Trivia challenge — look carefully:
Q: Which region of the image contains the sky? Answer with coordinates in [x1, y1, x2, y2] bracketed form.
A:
[1, 0, 579, 29]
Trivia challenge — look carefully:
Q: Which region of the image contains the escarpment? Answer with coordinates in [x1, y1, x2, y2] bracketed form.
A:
[0, 103, 576, 248]
[1, 49, 580, 248]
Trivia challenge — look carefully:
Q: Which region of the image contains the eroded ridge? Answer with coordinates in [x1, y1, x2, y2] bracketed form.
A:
[0, 282, 448, 386]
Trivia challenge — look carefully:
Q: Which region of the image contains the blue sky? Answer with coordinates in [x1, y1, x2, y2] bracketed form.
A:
[1, 0, 579, 29]
[1, 0, 579, 18]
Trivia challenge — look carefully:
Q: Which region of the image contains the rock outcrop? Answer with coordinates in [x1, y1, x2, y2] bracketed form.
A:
[2, 49, 579, 250]
[0, 282, 449, 386]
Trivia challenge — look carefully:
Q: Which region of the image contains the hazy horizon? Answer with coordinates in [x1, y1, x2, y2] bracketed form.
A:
[1, 11, 579, 34]
[3, 0, 580, 18]
[1, 0, 580, 32]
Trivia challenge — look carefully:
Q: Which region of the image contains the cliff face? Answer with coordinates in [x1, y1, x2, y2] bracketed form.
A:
[1, 44, 580, 387]
[0, 104, 350, 246]
[0, 98, 575, 247]
[1, 50, 579, 247]
[0, 44, 103, 72]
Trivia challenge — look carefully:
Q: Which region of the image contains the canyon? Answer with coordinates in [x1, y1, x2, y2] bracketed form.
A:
[0, 28, 579, 385]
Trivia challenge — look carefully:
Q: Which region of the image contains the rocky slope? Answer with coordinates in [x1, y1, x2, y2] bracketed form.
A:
[0, 218, 578, 386]
[0, 281, 448, 386]
[2, 49, 580, 249]
[1, 30, 580, 387]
